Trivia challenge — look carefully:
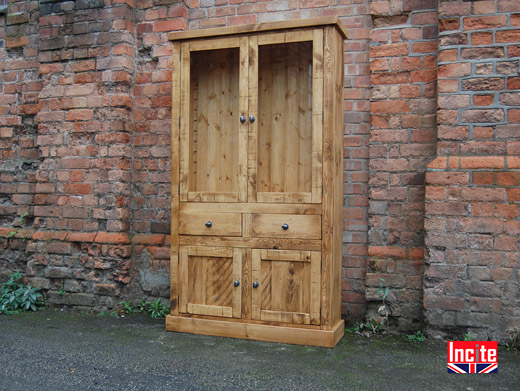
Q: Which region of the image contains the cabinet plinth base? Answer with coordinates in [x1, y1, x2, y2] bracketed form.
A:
[165, 316, 345, 348]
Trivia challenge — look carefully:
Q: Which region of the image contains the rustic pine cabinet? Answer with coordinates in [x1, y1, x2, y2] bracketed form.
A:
[167, 17, 347, 347]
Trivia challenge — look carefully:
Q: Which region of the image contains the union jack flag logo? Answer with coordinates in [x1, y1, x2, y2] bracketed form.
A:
[447, 341, 498, 374]
[447, 363, 498, 373]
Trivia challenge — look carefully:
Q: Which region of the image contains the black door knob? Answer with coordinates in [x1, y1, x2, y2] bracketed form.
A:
[240, 115, 246, 123]
[281, 223, 289, 230]
[205, 221, 212, 228]
[234, 280, 240, 287]
[249, 115, 255, 123]
[253, 281, 259, 289]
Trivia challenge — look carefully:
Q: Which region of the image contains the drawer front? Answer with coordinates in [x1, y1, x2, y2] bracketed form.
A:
[251, 214, 321, 240]
[179, 212, 242, 236]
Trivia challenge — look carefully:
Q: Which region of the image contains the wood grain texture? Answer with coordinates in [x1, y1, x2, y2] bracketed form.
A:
[180, 246, 242, 319]
[251, 249, 320, 326]
[168, 16, 348, 41]
[239, 37, 249, 203]
[180, 202, 322, 215]
[332, 29, 345, 326]
[251, 214, 321, 240]
[170, 41, 181, 315]
[312, 29, 324, 204]
[232, 248, 243, 318]
[247, 35, 258, 203]
[180, 236, 322, 251]
[320, 26, 334, 328]
[179, 42, 190, 202]
[165, 315, 345, 348]
[179, 212, 242, 236]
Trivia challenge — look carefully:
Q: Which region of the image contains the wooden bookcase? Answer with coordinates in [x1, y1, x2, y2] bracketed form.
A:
[167, 17, 347, 347]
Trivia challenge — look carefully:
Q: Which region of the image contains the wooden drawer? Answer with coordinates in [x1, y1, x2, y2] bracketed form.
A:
[179, 212, 242, 236]
[251, 214, 321, 240]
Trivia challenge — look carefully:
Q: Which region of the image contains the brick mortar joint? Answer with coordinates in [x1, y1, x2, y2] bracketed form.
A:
[0, 230, 168, 245]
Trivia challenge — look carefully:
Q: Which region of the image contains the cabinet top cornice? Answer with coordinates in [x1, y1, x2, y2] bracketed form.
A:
[168, 15, 348, 42]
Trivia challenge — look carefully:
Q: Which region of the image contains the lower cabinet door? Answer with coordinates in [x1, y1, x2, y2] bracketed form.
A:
[179, 246, 242, 319]
[251, 249, 321, 325]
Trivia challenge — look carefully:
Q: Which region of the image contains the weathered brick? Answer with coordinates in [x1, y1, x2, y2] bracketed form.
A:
[463, 15, 507, 30]
[438, 63, 471, 78]
[461, 109, 505, 124]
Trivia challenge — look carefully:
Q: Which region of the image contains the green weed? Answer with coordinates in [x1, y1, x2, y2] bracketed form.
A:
[0, 272, 45, 314]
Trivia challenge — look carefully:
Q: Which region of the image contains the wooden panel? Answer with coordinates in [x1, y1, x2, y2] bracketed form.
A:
[247, 35, 258, 203]
[251, 214, 321, 240]
[189, 37, 240, 52]
[170, 41, 182, 315]
[261, 249, 310, 262]
[179, 246, 188, 313]
[321, 28, 343, 328]
[180, 202, 322, 215]
[168, 16, 349, 41]
[166, 316, 345, 348]
[251, 249, 261, 320]
[232, 248, 242, 318]
[260, 310, 311, 325]
[179, 42, 190, 201]
[242, 248, 252, 319]
[188, 47, 241, 199]
[257, 41, 314, 199]
[256, 192, 312, 204]
[179, 212, 242, 236]
[187, 192, 239, 202]
[242, 213, 252, 238]
[310, 251, 321, 325]
[187, 245, 233, 258]
[182, 246, 240, 319]
[180, 236, 322, 251]
[312, 29, 324, 203]
[257, 30, 314, 45]
[251, 249, 320, 326]
[188, 304, 233, 318]
[332, 28, 345, 327]
[239, 36, 249, 202]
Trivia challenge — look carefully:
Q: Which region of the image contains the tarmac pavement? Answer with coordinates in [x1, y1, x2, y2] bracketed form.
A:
[0, 310, 518, 390]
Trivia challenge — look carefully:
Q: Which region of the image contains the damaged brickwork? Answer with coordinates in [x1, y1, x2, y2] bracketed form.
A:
[0, 0, 519, 342]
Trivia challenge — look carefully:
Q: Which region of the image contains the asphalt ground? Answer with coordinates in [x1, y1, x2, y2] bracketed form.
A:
[0, 310, 518, 390]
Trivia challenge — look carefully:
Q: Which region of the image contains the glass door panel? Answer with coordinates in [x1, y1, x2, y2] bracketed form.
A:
[180, 38, 247, 202]
[252, 32, 323, 204]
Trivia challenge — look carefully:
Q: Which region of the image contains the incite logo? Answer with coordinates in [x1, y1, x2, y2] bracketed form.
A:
[447, 341, 498, 373]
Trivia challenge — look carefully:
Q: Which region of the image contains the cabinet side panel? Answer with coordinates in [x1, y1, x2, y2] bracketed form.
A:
[170, 42, 182, 315]
[321, 26, 336, 328]
[179, 43, 190, 201]
[332, 29, 345, 326]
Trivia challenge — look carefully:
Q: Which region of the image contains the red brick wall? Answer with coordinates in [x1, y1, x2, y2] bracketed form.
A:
[368, 0, 437, 330]
[424, 0, 520, 341]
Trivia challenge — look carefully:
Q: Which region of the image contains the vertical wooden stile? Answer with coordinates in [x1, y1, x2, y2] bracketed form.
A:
[332, 28, 345, 325]
[320, 26, 335, 329]
[179, 43, 190, 201]
[170, 42, 182, 315]
[247, 35, 258, 203]
[312, 29, 324, 204]
[239, 37, 250, 202]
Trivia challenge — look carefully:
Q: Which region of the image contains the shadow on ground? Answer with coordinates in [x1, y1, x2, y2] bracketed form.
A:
[0, 310, 518, 390]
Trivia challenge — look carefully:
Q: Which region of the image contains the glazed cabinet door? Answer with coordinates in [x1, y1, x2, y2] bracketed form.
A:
[179, 37, 248, 202]
[179, 246, 243, 318]
[248, 30, 324, 204]
[251, 249, 321, 325]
